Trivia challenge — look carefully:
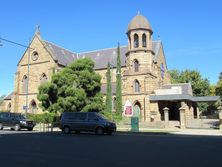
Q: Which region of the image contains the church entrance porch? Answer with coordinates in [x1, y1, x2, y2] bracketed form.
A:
[158, 101, 181, 122]
[158, 101, 181, 128]
[150, 94, 220, 129]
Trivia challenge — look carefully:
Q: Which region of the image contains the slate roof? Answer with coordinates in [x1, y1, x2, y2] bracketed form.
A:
[44, 41, 78, 66]
[162, 83, 193, 96]
[43, 40, 162, 69]
[4, 92, 13, 100]
[149, 94, 220, 102]
[78, 46, 128, 69]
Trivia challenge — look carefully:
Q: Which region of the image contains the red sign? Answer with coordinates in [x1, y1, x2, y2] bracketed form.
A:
[123, 100, 133, 117]
[125, 106, 132, 115]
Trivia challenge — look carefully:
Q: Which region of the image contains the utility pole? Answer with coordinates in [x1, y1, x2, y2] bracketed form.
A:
[0, 37, 34, 115]
[25, 39, 31, 115]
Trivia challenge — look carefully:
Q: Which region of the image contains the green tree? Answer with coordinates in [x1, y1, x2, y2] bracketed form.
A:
[169, 69, 211, 96]
[219, 72, 222, 81]
[169, 69, 211, 112]
[37, 58, 104, 114]
[215, 72, 222, 97]
[115, 44, 123, 116]
[105, 62, 112, 113]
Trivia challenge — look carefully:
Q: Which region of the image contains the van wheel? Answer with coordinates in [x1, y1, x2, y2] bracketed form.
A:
[96, 127, 104, 135]
[63, 126, 70, 134]
[75, 130, 80, 134]
[15, 124, 20, 131]
[0, 123, 3, 130]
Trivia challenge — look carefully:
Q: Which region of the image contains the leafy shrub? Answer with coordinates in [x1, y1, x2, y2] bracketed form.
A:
[102, 111, 122, 123]
[26, 112, 59, 124]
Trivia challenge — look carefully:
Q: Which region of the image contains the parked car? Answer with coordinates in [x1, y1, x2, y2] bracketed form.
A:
[60, 112, 116, 135]
[0, 112, 36, 131]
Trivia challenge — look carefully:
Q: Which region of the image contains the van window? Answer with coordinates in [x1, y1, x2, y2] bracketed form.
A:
[75, 113, 86, 121]
[88, 113, 98, 121]
[63, 113, 76, 120]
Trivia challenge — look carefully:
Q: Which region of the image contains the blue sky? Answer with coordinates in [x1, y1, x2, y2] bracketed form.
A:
[0, 0, 222, 96]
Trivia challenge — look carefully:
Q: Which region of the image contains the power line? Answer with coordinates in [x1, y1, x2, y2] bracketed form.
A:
[0, 37, 34, 49]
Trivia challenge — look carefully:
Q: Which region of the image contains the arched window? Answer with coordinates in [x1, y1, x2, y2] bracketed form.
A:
[134, 80, 140, 92]
[160, 63, 165, 79]
[133, 101, 141, 118]
[142, 33, 147, 47]
[30, 100, 37, 113]
[22, 75, 28, 94]
[32, 51, 39, 61]
[113, 97, 116, 110]
[7, 103, 11, 111]
[134, 33, 139, 48]
[40, 73, 47, 83]
[134, 59, 139, 72]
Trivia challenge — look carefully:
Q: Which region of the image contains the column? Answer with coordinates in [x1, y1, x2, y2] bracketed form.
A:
[196, 107, 200, 119]
[179, 106, 186, 129]
[163, 107, 169, 128]
[218, 104, 222, 132]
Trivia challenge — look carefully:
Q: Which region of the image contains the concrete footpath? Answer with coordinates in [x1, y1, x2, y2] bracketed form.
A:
[117, 127, 222, 136]
[169, 129, 222, 136]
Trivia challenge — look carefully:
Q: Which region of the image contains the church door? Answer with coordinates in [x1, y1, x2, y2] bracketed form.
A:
[131, 102, 141, 132]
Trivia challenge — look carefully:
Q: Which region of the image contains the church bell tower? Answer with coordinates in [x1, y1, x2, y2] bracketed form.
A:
[126, 13, 154, 73]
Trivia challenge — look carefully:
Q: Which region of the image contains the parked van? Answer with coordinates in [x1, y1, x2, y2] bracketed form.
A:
[60, 112, 116, 135]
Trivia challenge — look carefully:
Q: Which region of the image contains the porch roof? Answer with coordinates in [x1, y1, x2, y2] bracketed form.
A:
[149, 94, 220, 102]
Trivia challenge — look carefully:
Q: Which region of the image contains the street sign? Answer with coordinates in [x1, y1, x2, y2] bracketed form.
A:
[23, 105, 27, 110]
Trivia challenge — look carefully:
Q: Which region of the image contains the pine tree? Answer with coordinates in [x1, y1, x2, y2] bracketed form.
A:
[105, 62, 112, 113]
[115, 43, 123, 116]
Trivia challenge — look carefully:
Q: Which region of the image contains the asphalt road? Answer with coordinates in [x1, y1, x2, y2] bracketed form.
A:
[0, 131, 221, 167]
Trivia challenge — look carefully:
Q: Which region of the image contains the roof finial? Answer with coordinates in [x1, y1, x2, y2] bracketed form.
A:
[137, 11, 140, 15]
[35, 25, 41, 36]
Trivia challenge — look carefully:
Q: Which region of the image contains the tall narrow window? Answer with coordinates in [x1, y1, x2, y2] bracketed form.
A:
[160, 63, 165, 79]
[134, 80, 140, 92]
[40, 73, 47, 83]
[142, 33, 147, 47]
[113, 97, 116, 110]
[134, 33, 139, 48]
[134, 59, 139, 72]
[22, 75, 28, 94]
[7, 103, 11, 111]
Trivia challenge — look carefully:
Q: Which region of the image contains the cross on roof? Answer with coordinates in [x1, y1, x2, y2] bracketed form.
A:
[35, 25, 41, 36]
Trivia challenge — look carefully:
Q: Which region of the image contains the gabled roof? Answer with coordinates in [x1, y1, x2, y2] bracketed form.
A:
[43, 40, 162, 70]
[44, 41, 78, 66]
[17, 31, 163, 69]
[4, 92, 13, 100]
[78, 46, 128, 69]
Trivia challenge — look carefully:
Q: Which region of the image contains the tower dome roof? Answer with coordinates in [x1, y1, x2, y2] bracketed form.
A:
[127, 14, 152, 32]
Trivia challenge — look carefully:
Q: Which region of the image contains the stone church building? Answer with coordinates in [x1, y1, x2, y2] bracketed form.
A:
[1, 14, 219, 128]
